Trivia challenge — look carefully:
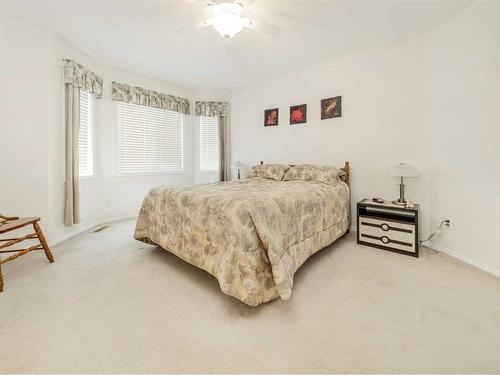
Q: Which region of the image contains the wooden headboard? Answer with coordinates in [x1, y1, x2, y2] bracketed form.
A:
[259, 161, 350, 186]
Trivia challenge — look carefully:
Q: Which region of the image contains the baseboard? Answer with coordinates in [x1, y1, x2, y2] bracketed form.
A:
[427, 241, 500, 278]
[49, 215, 136, 247]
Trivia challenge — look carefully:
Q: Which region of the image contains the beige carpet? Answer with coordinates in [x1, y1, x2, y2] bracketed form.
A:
[0, 219, 499, 373]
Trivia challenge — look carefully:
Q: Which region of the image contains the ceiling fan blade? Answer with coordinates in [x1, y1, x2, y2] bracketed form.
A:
[199, 0, 217, 8]
[234, 0, 256, 10]
[176, 19, 214, 34]
[244, 18, 281, 36]
[184, 0, 216, 7]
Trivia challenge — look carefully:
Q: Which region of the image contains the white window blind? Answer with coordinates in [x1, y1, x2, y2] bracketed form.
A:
[79, 90, 94, 177]
[200, 116, 219, 171]
[115, 102, 184, 175]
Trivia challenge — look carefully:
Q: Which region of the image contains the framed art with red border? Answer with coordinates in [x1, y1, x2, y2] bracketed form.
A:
[289, 104, 307, 125]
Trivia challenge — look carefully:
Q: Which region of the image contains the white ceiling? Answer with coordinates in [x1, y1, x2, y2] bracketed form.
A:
[0, 0, 470, 91]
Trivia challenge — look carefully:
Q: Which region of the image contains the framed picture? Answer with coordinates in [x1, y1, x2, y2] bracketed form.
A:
[289, 104, 307, 125]
[321, 96, 342, 120]
[264, 108, 279, 127]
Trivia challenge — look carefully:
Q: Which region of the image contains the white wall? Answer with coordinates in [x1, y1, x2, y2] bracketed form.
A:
[428, 1, 500, 274]
[230, 0, 499, 275]
[0, 10, 196, 243]
[1, 11, 51, 227]
[230, 37, 432, 236]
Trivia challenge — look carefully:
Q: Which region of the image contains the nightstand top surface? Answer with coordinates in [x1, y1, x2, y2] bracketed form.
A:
[358, 198, 419, 211]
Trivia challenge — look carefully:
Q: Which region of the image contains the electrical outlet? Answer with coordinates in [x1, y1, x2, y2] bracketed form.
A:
[443, 219, 452, 230]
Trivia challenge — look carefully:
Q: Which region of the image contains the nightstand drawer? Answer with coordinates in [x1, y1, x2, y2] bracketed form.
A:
[359, 216, 414, 239]
[358, 231, 416, 252]
[358, 216, 416, 252]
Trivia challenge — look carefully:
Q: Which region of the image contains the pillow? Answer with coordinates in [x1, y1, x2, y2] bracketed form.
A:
[283, 164, 345, 185]
[245, 164, 290, 181]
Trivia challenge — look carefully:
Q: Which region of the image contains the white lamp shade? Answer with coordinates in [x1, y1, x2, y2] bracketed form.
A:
[387, 163, 419, 177]
[231, 161, 246, 169]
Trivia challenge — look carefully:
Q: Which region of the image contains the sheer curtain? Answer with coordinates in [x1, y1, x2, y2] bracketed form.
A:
[63, 85, 80, 226]
[218, 116, 230, 182]
[62, 59, 103, 226]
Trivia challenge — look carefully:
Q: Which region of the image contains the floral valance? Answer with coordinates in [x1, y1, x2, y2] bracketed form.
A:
[195, 101, 229, 117]
[63, 59, 103, 98]
[112, 81, 190, 115]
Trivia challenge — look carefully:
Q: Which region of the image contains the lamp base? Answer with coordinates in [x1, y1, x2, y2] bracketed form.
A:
[392, 199, 407, 206]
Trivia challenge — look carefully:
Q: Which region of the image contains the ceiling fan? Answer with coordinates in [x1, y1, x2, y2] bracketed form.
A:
[178, 0, 281, 38]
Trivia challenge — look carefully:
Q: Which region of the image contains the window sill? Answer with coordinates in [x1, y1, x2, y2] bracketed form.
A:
[79, 174, 96, 181]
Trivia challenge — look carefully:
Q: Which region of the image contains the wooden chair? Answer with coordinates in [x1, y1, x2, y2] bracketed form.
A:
[0, 214, 54, 292]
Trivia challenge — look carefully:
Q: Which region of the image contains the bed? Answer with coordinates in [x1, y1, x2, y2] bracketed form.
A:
[134, 161, 351, 306]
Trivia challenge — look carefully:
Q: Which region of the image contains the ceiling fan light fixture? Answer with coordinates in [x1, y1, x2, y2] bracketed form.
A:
[212, 13, 244, 38]
[177, 0, 279, 39]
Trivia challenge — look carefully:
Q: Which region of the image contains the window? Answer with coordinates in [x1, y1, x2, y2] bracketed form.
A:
[79, 90, 94, 177]
[199, 116, 219, 171]
[115, 102, 184, 175]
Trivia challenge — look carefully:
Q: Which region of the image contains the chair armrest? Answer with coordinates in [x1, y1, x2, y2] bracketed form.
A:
[0, 214, 19, 220]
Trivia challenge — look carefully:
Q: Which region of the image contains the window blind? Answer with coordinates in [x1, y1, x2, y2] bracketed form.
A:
[116, 102, 184, 175]
[79, 90, 93, 177]
[200, 116, 219, 171]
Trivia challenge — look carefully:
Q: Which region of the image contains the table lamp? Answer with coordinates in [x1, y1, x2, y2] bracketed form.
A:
[231, 161, 246, 180]
[387, 163, 419, 205]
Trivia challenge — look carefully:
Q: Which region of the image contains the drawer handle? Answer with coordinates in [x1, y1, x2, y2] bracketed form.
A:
[361, 221, 412, 234]
[361, 234, 413, 248]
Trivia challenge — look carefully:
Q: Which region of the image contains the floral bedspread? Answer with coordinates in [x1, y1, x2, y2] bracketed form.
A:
[135, 177, 349, 306]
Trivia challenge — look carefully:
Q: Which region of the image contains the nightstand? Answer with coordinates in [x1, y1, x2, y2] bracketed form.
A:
[357, 199, 419, 257]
